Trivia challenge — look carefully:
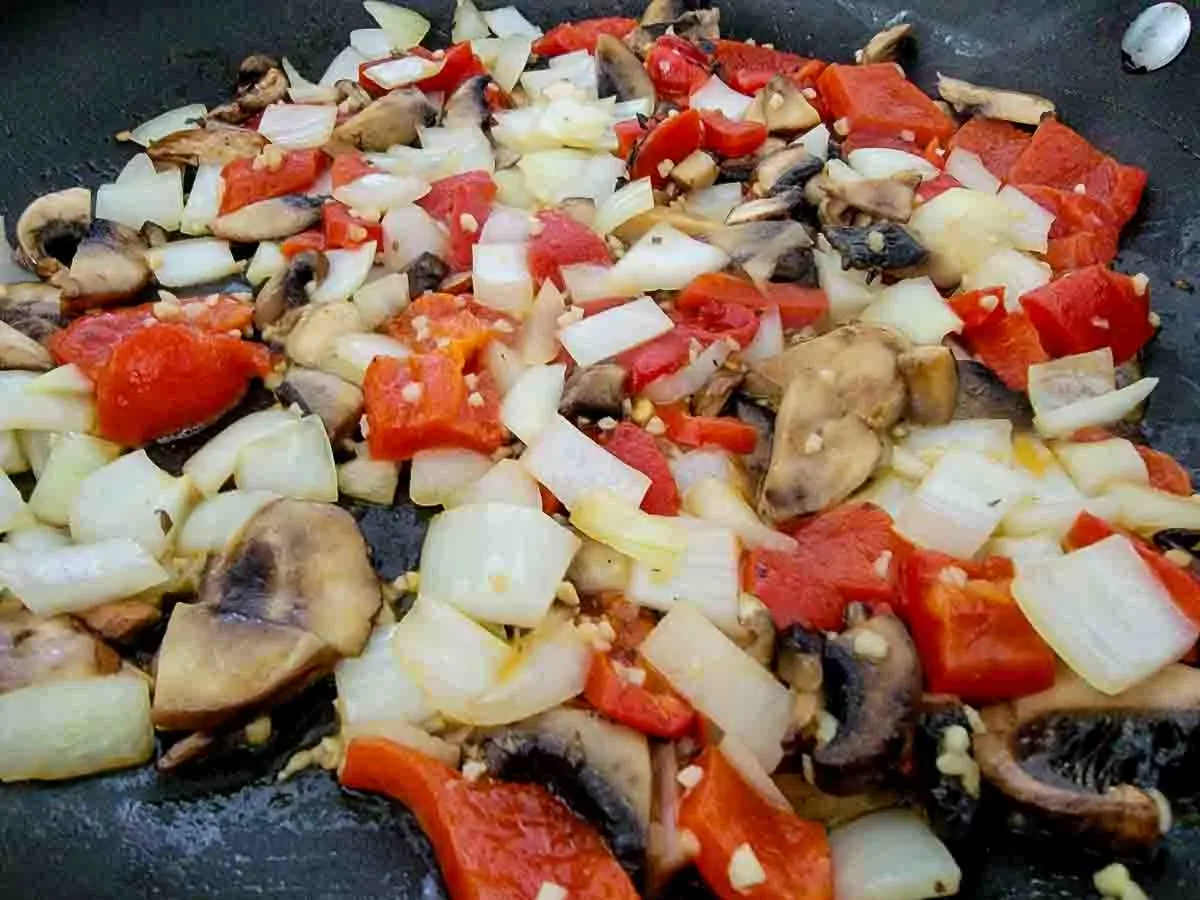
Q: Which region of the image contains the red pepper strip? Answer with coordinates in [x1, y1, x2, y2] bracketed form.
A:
[676, 273, 829, 330]
[281, 229, 326, 257]
[617, 331, 692, 393]
[584, 653, 696, 738]
[322, 201, 382, 249]
[219, 149, 324, 215]
[644, 36, 711, 104]
[699, 111, 768, 158]
[1020, 265, 1154, 364]
[614, 119, 649, 159]
[416, 171, 497, 272]
[1137, 446, 1193, 496]
[329, 152, 380, 191]
[948, 287, 1006, 331]
[340, 739, 638, 900]
[630, 108, 705, 187]
[601, 422, 681, 515]
[414, 42, 488, 95]
[532, 17, 638, 56]
[656, 402, 758, 454]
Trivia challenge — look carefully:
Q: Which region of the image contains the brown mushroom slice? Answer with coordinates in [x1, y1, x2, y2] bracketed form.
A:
[15, 187, 92, 274]
[210, 54, 290, 124]
[974, 665, 1200, 854]
[276, 366, 364, 441]
[0, 608, 121, 696]
[821, 174, 920, 225]
[774, 776, 900, 827]
[612, 207, 720, 244]
[724, 190, 804, 225]
[0, 320, 53, 370]
[954, 359, 1034, 427]
[812, 613, 922, 795]
[212, 195, 323, 243]
[899, 345, 959, 425]
[58, 220, 151, 312]
[254, 249, 327, 329]
[858, 23, 914, 64]
[745, 75, 821, 134]
[328, 89, 437, 154]
[148, 125, 268, 166]
[937, 74, 1056, 126]
[597, 34, 657, 106]
[0, 282, 64, 344]
[692, 366, 744, 418]
[77, 598, 163, 645]
[443, 75, 493, 130]
[559, 363, 628, 421]
[751, 145, 824, 197]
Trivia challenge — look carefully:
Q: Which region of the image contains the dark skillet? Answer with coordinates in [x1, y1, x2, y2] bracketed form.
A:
[1, 1, 1199, 897]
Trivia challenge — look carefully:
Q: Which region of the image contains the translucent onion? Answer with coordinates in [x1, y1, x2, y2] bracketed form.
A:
[26, 364, 93, 397]
[522, 416, 651, 509]
[309, 242, 377, 304]
[363, 56, 446, 89]
[234, 416, 338, 502]
[799, 123, 830, 160]
[95, 167, 185, 231]
[907, 188, 1019, 281]
[319, 46, 369, 86]
[28, 433, 121, 527]
[336, 624, 431, 726]
[644, 339, 734, 404]
[181, 163, 224, 236]
[337, 455, 400, 505]
[688, 75, 753, 120]
[0, 433, 26, 476]
[127, 103, 207, 146]
[472, 242, 534, 315]
[447, 459, 542, 509]
[900, 418, 1015, 466]
[353, 272, 411, 328]
[670, 449, 738, 497]
[861, 276, 963, 345]
[349, 28, 392, 59]
[559, 296, 674, 367]
[409, 448, 493, 507]
[333, 173, 431, 216]
[567, 537, 632, 594]
[685, 182, 745, 223]
[116, 154, 157, 184]
[282, 57, 338, 103]
[517, 280, 567, 365]
[0, 471, 27, 533]
[628, 517, 741, 634]
[382, 205, 449, 272]
[830, 810, 962, 900]
[608, 223, 729, 295]
[594, 177, 655, 236]
[1027, 348, 1115, 418]
[479, 205, 533, 245]
[0, 539, 168, 617]
[418, 125, 496, 175]
[483, 6, 543, 37]
[452, 0, 491, 42]
[740, 305, 784, 364]
[0, 372, 94, 434]
[1034, 378, 1159, 439]
[362, 1, 432, 50]
[500, 364, 566, 446]
[183, 407, 298, 496]
[997, 185, 1055, 254]
[945, 147, 1000, 194]
[570, 489, 686, 572]
[1106, 484, 1200, 534]
[962, 248, 1051, 312]
[560, 263, 637, 303]
[1053, 438, 1149, 495]
[517, 150, 625, 205]
[682, 477, 798, 552]
[146, 238, 241, 288]
[257, 103, 338, 149]
[847, 147, 940, 181]
[175, 490, 280, 556]
[814, 239, 879, 321]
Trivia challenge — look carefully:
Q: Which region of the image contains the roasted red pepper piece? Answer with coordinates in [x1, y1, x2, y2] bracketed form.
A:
[678, 747, 834, 900]
[840, 129, 926, 157]
[948, 287, 1006, 331]
[219, 148, 324, 215]
[614, 118, 649, 159]
[630, 108, 705, 187]
[817, 63, 956, 147]
[584, 653, 695, 738]
[915, 172, 962, 204]
[1137, 446, 1193, 496]
[416, 171, 497, 272]
[532, 17, 638, 56]
[960, 309, 1049, 391]
[657, 402, 759, 454]
[340, 739, 638, 900]
[1020, 265, 1154, 364]
[617, 331, 692, 393]
[699, 111, 768, 158]
[527, 210, 612, 290]
[414, 42, 488, 95]
[1017, 184, 1121, 271]
[384, 293, 508, 366]
[712, 40, 826, 95]
[947, 116, 1031, 180]
[322, 201, 382, 249]
[601, 422, 681, 515]
[674, 299, 760, 349]
[329, 152, 380, 191]
[676, 273, 829, 330]
[280, 229, 326, 257]
[645, 36, 711, 104]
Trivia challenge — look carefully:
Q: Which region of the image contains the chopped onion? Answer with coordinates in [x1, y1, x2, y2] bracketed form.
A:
[861, 276, 963, 345]
[473, 242, 534, 315]
[176, 489, 280, 556]
[96, 167, 184, 231]
[17, 432, 54, 478]
[559, 296, 673, 367]
[740, 305, 784, 365]
[483, 6, 543, 38]
[682, 477, 798, 552]
[0, 216, 36, 284]
[1011, 434, 1085, 502]
[1053, 438, 1148, 495]
[28, 433, 121, 527]
[594, 177, 655, 236]
[501, 364, 565, 445]
[521, 50, 598, 100]
[382, 205, 449, 272]
[496, 96, 621, 154]
[362, 1, 431, 50]
[479, 205, 533, 245]
[147, 238, 241, 288]
[642, 603, 792, 771]
[0, 539, 168, 616]
[560, 263, 637, 303]
[1027, 348, 1115, 418]
[0, 372, 94, 434]
[282, 57, 338, 103]
[1015, 535, 1198, 694]
[452, 0, 491, 42]
[717, 735, 792, 811]
[962, 248, 1051, 312]
[309, 242, 377, 304]
[901, 418, 1015, 466]
[830, 810, 962, 900]
[257, 103, 337, 150]
[127, 103, 207, 147]
[685, 182, 744, 223]
[0, 471, 27, 533]
[798, 123, 830, 161]
[117, 153, 157, 184]
[1000, 495, 1121, 540]
[854, 473, 917, 521]
[0, 433, 26, 475]
[0, 675, 154, 783]
[409, 448, 493, 507]
[609, 223, 729, 295]
[4, 524, 71, 553]
[349, 27, 392, 59]
[522, 416, 651, 509]
[670, 449, 737, 497]
[517, 280, 566, 365]
[567, 536, 631, 593]
[183, 407, 298, 496]
[484, 339, 529, 396]
[333, 173, 431, 216]
[689, 75, 753, 120]
[420, 502, 580, 626]
[448, 459, 542, 509]
[364, 56, 446, 89]
[338, 455, 400, 505]
[1106, 484, 1200, 534]
[475, 36, 533, 93]
[517, 150, 625, 205]
[319, 46, 370, 86]
[945, 147, 1000, 194]
[987, 534, 1064, 568]
[492, 167, 536, 209]
[336, 624, 431, 726]
[645, 339, 734, 404]
[26, 364, 93, 397]
[628, 517, 741, 634]
[1034, 378, 1159, 439]
[814, 238, 880, 321]
[419, 124, 496, 175]
[234, 416, 338, 502]
[907, 188, 1019, 281]
[847, 147, 939, 181]
[571, 489, 686, 571]
[895, 449, 1032, 559]
[997, 185, 1055, 253]
[180, 162, 224, 236]
[353, 272, 410, 328]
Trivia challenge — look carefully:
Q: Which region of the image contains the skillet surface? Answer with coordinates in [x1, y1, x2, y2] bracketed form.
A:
[1, 1, 1199, 897]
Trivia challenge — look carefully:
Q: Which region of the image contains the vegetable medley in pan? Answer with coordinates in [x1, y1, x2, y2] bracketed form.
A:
[0, 1, 1195, 898]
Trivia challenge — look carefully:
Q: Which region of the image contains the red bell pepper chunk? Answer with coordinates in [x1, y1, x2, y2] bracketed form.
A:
[678, 747, 834, 900]
[322, 201, 382, 249]
[960, 309, 1049, 391]
[1137, 446, 1193, 496]
[414, 42, 488, 95]
[1016, 184, 1121, 271]
[915, 172, 962, 204]
[417, 171, 497, 272]
[281, 229, 327, 257]
[676, 273, 829, 330]
[699, 110, 768, 158]
[617, 331, 692, 393]
[1045, 231, 1121, 273]
[601, 423, 681, 515]
[1020, 265, 1154, 364]
[532, 17, 638, 56]
[340, 739, 638, 900]
[645, 39, 710, 105]
[584, 653, 695, 738]
[528, 210, 612, 290]
[840, 128, 926, 158]
[329, 152, 380, 191]
[384, 293, 507, 366]
[744, 503, 903, 631]
[947, 117, 1031, 180]
[675, 299, 760, 349]
[712, 40, 826, 95]
[630, 108, 706, 187]
[94, 323, 270, 446]
[948, 287, 1006, 331]
[817, 63, 956, 147]
[614, 118, 649, 159]
[899, 548, 1014, 612]
[657, 402, 759, 454]
[219, 148, 325, 215]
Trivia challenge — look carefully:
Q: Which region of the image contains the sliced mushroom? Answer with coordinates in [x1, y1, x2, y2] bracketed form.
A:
[705, 220, 814, 285]
[813, 173, 920, 226]
[774, 776, 900, 826]
[212, 195, 323, 243]
[752, 145, 824, 197]
[812, 612, 922, 795]
[640, 0, 687, 26]
[954, 359, 1034, 427]
[937, 74, 1056, 126]
[734, 399, 775, 496]
[596, 34, 657, 106]
[914, 696, 981, 845]
[669, 150, 719, 192]
[443, 75, 493, 130]
[276, 366, 364, 441]
[57, 220, 151, 312]
[745, 75, 821, 134]
[0, 608, 120, 696]
[328, 89, 436, 154]
[825, 223, 928, 271]
[335, 79, 374, 117]
[76, 598, 164, 645]
[147, 125, 268, 166]
[283, 300, 365, 369]
[724, 189, 804, 225]
[858, 23, 914, 64]
[0, 320, 53, 370]
[405, 251, 450, 299]
[719, 137, 789, 183]
[254, 250, 327, 330]
[974, 665, 1200, 854]
[0, 282, 65, 343]
[559, 363, 628, 421]
[210, 54, 290, 124]
[899, 345, 959, 426]
[612, 207, 720, 244]
[15, 187, 92, 274]
[691, 365, 744, 418]
[152, 499, 380, 731]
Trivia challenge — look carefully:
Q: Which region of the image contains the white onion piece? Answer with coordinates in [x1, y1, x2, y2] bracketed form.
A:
[382, 205, 449, 272]
[479, 205, 534, 245]
[473, 242, 534, 315]
[1011, 435, 1085, 502]
[997, 185, 1055, 253]
[908, 188, 1020, 280]
[670, 449, 737, 497]
[685, 182, 744, 223]
[643, 603, 792, 771]
[234, 416, 338, 502]
[518, 150, 625, 205]
[522, 416, 651, 510]
[309, 242, 377, 305]
[567, 537, 631, 594]
[418, 125, 496, 175]
[1106, 484, 1200, 534]
[501, 364, 566, 446]
[117, 153, 157, 184]
[180, 163, 224, 236]
[0, 373, 93, 434]
[740, 305, 784, 364]
[814, 239, 879, 321]
[452, 0, 491, 41]
[320, 46, 370, 86]
[183, 408, 298, 496]
[495, 97, 621, 154]
[0, 216, 36, 284]
[26, 364, 93, 397]
[901, 418, 1015, 466]
[854, 473, 917, 521]
[353, 272, 410, 328]
[861, 276, 963, 345]
[257, 103, 337, 150]
[683, 477, 798, 552]
[594, 177, 655, 236]
[448, 459, 541, 509]
[962, 248, 1051, 312]
[349, 28, 392, 59]
[475, 36, 533, 93]
[147, 238, 241, 288]
[559, 296, 673, 367]
[609, 223, 729, 295]
[28, 433, 121, 527]
[0, 471, 27, 533]
[492, 167, 536, 209]
[409, 448, 493, 507]
[1053, 438, 1149, 495]
[799, 123, 831, 160]
[4, 524, 72, 553]
[644, 339, 734, 404]
[988, 534, 1064, 569]
[689, 75, 753, 120]
[0, 675, 154, 783]
[521, 50, 598, 99]
[571, 489, 686, 571]
[127, 103, 207, 146]
[628, 517, 741, 635]
[340, 719, 462, 768]
[1015, 535, 1198, 694]
[96, 167, 184, 231]
[717, 735, 792, 811]
[282, 57, 338, 103]
[999, 495, 1120, 540]
[338, 455, 400, 505]
[945, 147, 1001, 194]
[419, 502, 580, 627]
[0, 539, 168, 616]
[0, 432, 26, 475]
[17, 432, 54, 479]
[847, 147, 940, 181]
[895, 449, 1032, 559]
[1034, 378, 1159, 439]
[336, 624, 431, 726]
[483, 5, 542, 37]
[175, 490, 280, 556]
[334, 173, 430, 216]
[363, 1, 432, 50]
[484, 340, 528, 396]
[831, 810, 962, 900]
[1027, 348, 1116, 418]
[560, 263, 638, 303]
[517, 280, 567, 365]
[364, 56, 446, 89]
